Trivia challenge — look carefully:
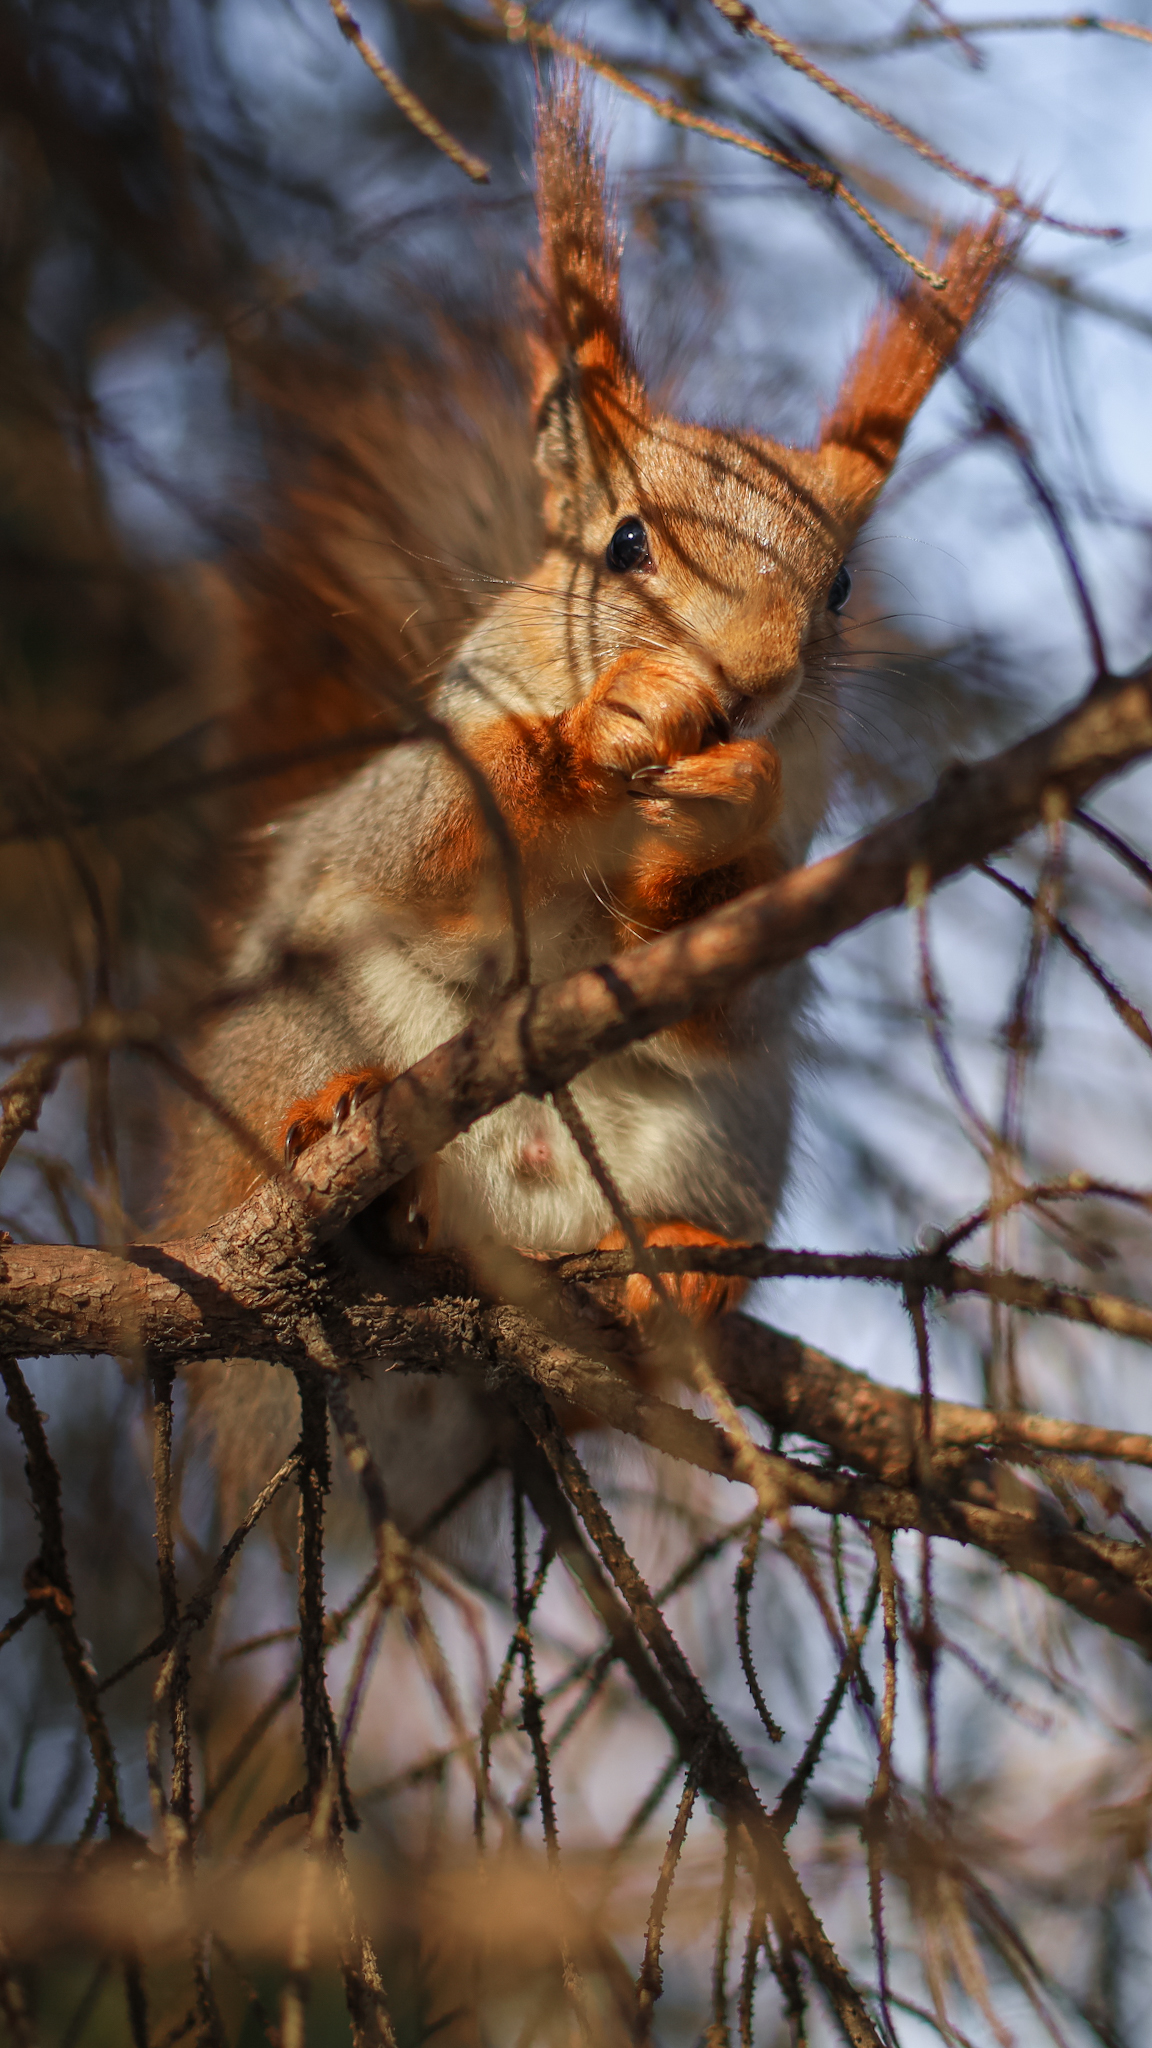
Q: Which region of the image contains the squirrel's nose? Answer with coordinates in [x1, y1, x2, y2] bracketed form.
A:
[727, 666, 804, 735]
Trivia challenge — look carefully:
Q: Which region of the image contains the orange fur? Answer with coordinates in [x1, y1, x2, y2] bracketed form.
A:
[622, 836, 787, 939]
[531, 73, 646, 454]
[620, 836, 788, 1053]
[407, 650, 771, 938]
[598, 1221, 749, 1323]
[820, 219, 1012, 520]
[280, 1067, 391, 1156]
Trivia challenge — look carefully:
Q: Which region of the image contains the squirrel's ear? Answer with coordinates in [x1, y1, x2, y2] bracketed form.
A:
[530, 73, 647, 534]
[818, 219, 1013, 526]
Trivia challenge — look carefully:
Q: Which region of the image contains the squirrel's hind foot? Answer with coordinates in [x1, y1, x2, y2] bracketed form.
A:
[598, 1219, 748, 1323]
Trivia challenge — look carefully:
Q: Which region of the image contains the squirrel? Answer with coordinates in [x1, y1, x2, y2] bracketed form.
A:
[172, 80, 1007, 1528]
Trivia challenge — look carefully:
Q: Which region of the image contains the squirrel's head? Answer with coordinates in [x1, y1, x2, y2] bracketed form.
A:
[530, 77, 1009, 730]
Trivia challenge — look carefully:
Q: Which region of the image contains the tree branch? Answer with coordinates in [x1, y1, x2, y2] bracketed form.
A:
[188, 656, 1152, 1277]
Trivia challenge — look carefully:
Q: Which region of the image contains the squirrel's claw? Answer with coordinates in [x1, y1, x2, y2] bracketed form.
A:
[278, 1069, 388, 1173]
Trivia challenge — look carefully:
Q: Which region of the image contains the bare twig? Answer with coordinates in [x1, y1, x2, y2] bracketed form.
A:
[511, 1483, 560, 1862]
[981, 859, 1152, 1056]
[866, 1532, 899, 2048]
[1073, 806, 1152, 894]
[709, 1821, 739, 2048]
[0, 1358, 150, 2048]
[773, 1572, 881, 1838]
[813, 13, 1152, 58]
[636, 1753, 701, 2039]
[734, 1521, 784, 1745]
[0, 1051, 62, 1180]
[515, 1383, 886, 2048]
[709, 0, 1121, 239]
[485, 4, 948, 284]
[327, 0, 490, 182]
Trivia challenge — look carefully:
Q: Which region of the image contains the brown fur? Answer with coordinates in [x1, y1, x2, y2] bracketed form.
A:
[217, 341, 540, 833]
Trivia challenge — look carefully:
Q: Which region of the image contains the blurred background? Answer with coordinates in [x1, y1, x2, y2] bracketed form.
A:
[4, 1, 1152, 2042]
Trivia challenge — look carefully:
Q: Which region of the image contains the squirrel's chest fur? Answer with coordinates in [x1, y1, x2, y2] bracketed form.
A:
[216, 646, 820, 1252]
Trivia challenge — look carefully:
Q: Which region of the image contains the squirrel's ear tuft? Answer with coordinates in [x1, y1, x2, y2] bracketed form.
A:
[818, 218, 1013, 525]
[530, 72, 647, 524]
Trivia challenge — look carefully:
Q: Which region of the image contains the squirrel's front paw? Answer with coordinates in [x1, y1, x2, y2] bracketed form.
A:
[635, 736, 781, 856]
[566, 651, 728, 786]
[280, 1067, 389, 1165]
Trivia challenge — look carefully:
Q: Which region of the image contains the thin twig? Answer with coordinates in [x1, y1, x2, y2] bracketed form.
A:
[551, 1084, 793, 1524]
[709, 1821, 739, 2048]
[303, 1324, 483, 1803]
[636, 1753, 702, 2039]
[737, 1894, 768, 2048]
[815, 13, 1152, 58]
[296, 1370, 334, 1812]
[734, 1521, 784, 1745]
[516, 1387, 885, 2047]
[512, 1483, 559, 1858]
[963, 377, 1109, 678]
[773, 1571, 881, 1838]
[709, 0, 1121, 239]
[327, 0, 489, 182]
[0, 1358, 150, 2048]
[478, 1522, 554, 1844]
[914, 879, 996, 1155]
[487, 5, 948, 285]
[981, 859, 1152, 1056]
[1073, 806, 1152, 894]
[866, 1531, 899, 2048]
[0, 1360, 126, 1832]
[0, 1602, 35, 1655]
[99, 1449, 303, 1695]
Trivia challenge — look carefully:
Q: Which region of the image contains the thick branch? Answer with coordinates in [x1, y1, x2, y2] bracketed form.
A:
[7, 664, 1152, 1325]
[5, 1231, 1152, 1654]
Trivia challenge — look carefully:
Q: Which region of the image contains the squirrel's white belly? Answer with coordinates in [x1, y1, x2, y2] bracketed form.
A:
[351, 926, 793, 1252]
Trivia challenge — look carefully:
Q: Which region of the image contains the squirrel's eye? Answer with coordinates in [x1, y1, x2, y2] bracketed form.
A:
[828, 564, 852, 614]
[606, 517, 649, 574]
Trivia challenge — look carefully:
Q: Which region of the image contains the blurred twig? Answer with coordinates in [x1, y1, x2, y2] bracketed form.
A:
[0, 1358, 150, 2048]
[812, 13, 1152, 57]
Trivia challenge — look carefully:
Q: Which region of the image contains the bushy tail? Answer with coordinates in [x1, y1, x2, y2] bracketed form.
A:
[212, 335, 538, 835]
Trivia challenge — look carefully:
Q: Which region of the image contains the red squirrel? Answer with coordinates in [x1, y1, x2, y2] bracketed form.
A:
[174, 83, 1006, 1521]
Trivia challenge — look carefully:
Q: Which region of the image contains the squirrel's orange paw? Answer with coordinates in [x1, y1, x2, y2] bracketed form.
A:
[636, 736, 781, 857]
[279, 1067, 390, 1166]
[598, 1220, 749, 1323]
[569, 652, 728, 785]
